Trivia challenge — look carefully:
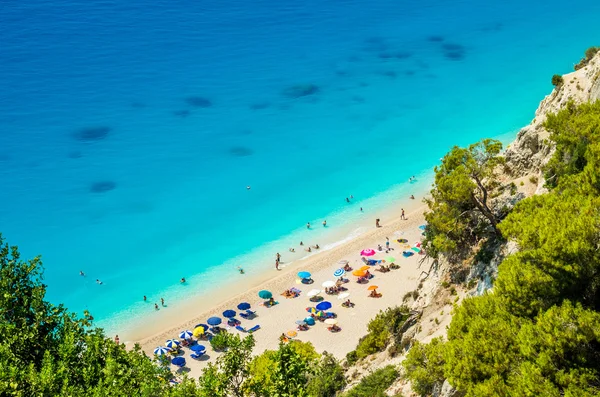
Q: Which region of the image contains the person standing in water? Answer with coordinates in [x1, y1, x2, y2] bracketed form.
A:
[307, 222, 311, 229]
[376, 218, 381, 228]
[161, 297, 165, 307]
[275, 259, 280, 270]
[276, 253, 281, 262]
[322, 220, 327, 227]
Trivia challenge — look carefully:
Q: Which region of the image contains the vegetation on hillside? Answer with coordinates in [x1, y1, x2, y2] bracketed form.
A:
[404, 100, 600, 396]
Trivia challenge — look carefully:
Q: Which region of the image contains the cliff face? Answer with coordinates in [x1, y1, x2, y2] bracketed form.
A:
[505, 52, 600, 178]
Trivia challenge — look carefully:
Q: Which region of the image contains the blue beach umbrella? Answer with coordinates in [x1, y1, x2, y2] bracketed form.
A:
[258, 290, 272, 299]
[304, 317, 316, 326]
[418, 224, 426, 230]
[333, 268, 345, 278]
[207, 317, 222, 326]
[171, 357, 186, 366]
[154, 346, 170, 356]
[237, 302, 251, 310]
[222, 310, 236, 318]
[191, 344, 206, 352]
[297, 271, 311, 279]
[316, 301, 332, 311]
[165, 339, 180, 349]
[179, 330, 193, 339]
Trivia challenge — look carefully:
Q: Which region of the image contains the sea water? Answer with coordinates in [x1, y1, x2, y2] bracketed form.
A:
[1, 0, 599, 333]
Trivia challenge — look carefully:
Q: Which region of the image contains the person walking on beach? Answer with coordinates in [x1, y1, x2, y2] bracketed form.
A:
[114, 335, 120, 345]
[161, 297, 165, 307]
[386, 237, 390, 251]
[401, 209, 406, 220]
[275, 259, 280, 270]
[276, 252, 281, 262]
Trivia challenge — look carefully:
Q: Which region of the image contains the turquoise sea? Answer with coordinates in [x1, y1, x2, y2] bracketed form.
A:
[1, 0, 599, 333]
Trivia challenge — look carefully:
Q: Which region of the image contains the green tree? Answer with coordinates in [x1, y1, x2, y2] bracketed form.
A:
[551, 74, 564, 86]
[424, 139, 504, 261]
[306, 352, 346, 397]
[402, 338, 446, 396]
[0, 235, 178, 396]
[269, 342, 311, 397]
[344, 365, 399, 397]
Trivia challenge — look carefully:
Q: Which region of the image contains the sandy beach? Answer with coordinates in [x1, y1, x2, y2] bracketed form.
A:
[134, 202, 430, 378]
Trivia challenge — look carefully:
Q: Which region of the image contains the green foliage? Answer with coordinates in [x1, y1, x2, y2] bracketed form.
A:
[574, 46, 599, 70]
[543, 100, 600, 192]
[210, 331, 231, 351]
[353, 307, 410, 361]
[306, 352, 346, 397]
[343, 365, 399, 397]
[551, 74, 564, 86]
[402, 338, 446, 396]
[269, 342, 311, 397]
[0, 236, 178, 397]
[423, 139, 504, 261]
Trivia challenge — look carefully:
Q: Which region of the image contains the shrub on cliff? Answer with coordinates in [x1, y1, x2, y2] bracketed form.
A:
[344, 365, 399, 397]
[551, 74, 563, 86]
[574, 46, 599, 70]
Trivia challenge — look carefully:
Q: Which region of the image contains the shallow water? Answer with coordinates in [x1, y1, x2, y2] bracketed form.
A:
[1, 0, 599, 332]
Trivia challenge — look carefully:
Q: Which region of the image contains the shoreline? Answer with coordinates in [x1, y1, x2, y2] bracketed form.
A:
[132, 199, 430, 377]
[114, 176, 431, 341]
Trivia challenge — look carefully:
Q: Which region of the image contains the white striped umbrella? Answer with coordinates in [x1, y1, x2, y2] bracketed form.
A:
[154, 346, 170, 356]
[179, 330, 193, 339]
[165, 339, 180, 349]
[333, 268, 345, 277]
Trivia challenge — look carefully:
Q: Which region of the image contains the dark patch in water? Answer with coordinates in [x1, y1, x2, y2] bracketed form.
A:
[380, 70, 397, 78]
[131, 102, 146, 108]
[74, 126, 111, 142]
[90, 181, 116, 193]
[229, 146, 254, 157]
[173, 110, 191, 118]
[442, 43, 466, 60]
[359, 82, 369, 87]
[363, 37, 388, 52]
[67, 151, 82, 159]
[427, 35, 445, 42]
[281, 84, 319, 98]
[185, 96, 212, 108]
[379, 51, 412, 60]
[481, 22, 503, 32]
[335, 70, 349, 77]
[352, 95, 365, 103]
[249, 102, 270, 110]
[405, 70, 416, 76]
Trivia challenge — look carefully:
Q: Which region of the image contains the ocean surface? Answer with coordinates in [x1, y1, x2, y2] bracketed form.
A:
[1, 0, 599, 333]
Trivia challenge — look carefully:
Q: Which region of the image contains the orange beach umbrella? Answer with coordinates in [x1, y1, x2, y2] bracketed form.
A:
[367, 285, 379, 291]
[352, 269, 367, 277]
[359, 265, 370, 271]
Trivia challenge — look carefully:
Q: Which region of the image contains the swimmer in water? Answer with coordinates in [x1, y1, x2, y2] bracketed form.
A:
[96, 279, 103, 285]
[180, 277, 186, 283]
[155, 303, 159, 310]
[346, 197, 350, 203]
[410, 194, 415, 199]
[247, 186, 251, 190]
[300, 241, 304, 246]
[238, 266, 245, 274]
[143, 295, 147, 301]
[79, 270, 85, 276]
[307, 222, 310, 229]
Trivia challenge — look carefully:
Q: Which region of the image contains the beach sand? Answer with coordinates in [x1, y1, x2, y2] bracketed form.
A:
[134, 203, 430, 378]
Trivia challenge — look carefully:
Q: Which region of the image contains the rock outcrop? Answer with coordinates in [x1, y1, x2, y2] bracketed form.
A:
[505, 52, 600, 176]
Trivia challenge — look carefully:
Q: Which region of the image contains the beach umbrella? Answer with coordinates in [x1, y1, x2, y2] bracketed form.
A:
[411, 247, 422, 253]
[352, 269, 367, 277]
[171, 357, 186, 366]
[359, 265, 370, 271]
[338, 259, 349, 265]
[179, 330, 193, 339]
[385, 256, 396, 263]
[367, 285, 379, 291]
[154, 346, 170, 356]
[165, 339, 180, 349]
[415, 242, 422, 248]
[306, 307, 317, 314]
[324, 318, 338, 325]
[316, 301, 332, 311]
[333, 268, 345, 277]
[419, 224, 426, 230]
[193, 327, 205, 337]
[297, 271, 311, 279]
[222, 310, 236, 318]
[307, 289, 321, 297]
[190, 344, 206, 352]
[195, 323, 209, 331]
[322, 280, 336, 288]
[305, 316, 316, 326]
[360, 249, 376, 256]
[287, 330, 298, 338]
[258, 290, 272, 299]
[337, 292, 350, 300]
[295, 320, 306, 325]
[237, 302, 251, 310]
[207, 317, 222, 326]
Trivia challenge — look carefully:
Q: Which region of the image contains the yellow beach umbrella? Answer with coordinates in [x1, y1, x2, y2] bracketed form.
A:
[192, 327, 205, 337]
[287, 330, 298, 338]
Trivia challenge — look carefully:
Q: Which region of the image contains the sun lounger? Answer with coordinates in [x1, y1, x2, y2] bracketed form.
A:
[190, 352, 204, 359]
[235, 325, 246, 332]
[248, 324, 261, 333]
